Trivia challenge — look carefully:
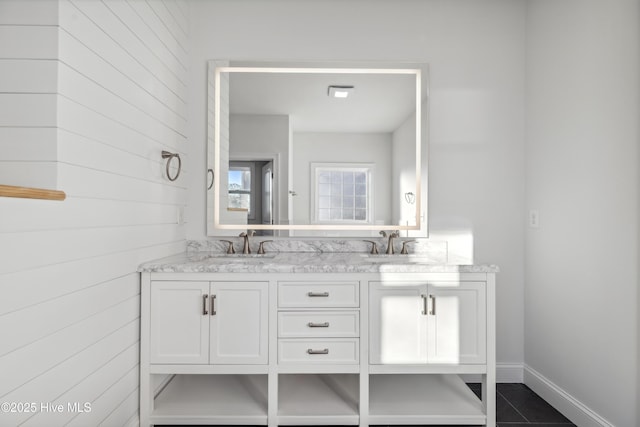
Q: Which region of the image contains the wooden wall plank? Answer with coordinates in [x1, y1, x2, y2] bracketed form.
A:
[0, 224, 184, 275]
[0, 242, 184, 316]
[57, 163, 186, 204]
[66, 0, 187, 93]
[66, 365, 139, 426]
[0, 128, 57, 161]
[58, 32, 187, 128]
[0, 275, 139, 358]
[0, 297, 140, 397]
[0, 324, 139, 426]
[0, 197, 180, 233]
[0, 59, 58, 93]
[0, 0, 59, 25]
[59, 0, 187, 115]
[162, 0, 188, 36]
[57, 99, 185, 160]
[127, 0, 189, 67]
[103, 0, 187, 86]
[0, 165, 59, 190]
[0, 94, 57, 127]
[58, 65, 186, 147]
[0, 26, 58, 59]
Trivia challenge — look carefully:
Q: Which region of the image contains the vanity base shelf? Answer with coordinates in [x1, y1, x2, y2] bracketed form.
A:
[369, 374, 486, 425]
[278, 374, 359, 425]
[150, 374, 268, 425]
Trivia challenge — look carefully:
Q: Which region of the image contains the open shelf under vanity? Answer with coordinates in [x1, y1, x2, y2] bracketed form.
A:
[150, 374, 268, 425]
[278, 373, 359, 425]
[369, 373, 486, 425]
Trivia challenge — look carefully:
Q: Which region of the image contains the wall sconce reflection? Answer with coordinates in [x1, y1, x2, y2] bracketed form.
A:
[404, 192, 415, 204]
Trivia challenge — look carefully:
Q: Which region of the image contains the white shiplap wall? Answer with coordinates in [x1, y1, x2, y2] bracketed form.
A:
[0, 0, 59, 188]
[0, 1, 188, 426]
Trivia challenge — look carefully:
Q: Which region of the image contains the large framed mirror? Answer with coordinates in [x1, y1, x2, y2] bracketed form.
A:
[206, 61, 428, 236]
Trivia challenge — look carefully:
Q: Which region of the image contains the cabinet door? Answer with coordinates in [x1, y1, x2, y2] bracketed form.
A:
[210, 282, 268, 364]
[150, 281, 209, 364]
[369, 284, 428, 364]
[427, 282, 486, 364]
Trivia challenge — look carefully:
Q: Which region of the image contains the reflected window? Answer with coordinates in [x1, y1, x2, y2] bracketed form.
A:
[311, 163, 373, 224]
[228, 162, 255, 219]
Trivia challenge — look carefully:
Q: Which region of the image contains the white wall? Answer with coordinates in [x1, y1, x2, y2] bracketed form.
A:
[187, 0, 526, 371]
[0, 1, 188, 425]
[0, 0, 59, 188]
[524, 0, 639, 425]
[291, 132, 392, 228]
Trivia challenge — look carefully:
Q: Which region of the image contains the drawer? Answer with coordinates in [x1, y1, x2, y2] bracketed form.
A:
[278, 339, 359, 364]
[278, 281, 359, 308]
[278, 311, 359, 338]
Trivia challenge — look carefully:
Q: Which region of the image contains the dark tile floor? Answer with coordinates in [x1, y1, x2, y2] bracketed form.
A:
[464, 382, 576, 427]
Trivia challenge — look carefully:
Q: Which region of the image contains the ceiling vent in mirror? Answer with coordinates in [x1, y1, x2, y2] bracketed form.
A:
[328, 85, 355, 98]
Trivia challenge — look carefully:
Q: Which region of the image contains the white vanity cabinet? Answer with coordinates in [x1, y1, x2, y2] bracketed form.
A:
[369, 281, 486, 365]
[139, 267, 496, 427]
[149, 280, 268, 365]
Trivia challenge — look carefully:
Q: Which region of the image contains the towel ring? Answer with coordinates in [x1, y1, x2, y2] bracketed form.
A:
[161, 151, 181, 181]
[404, 192, 415, 204]
[207, 169, 214, 190]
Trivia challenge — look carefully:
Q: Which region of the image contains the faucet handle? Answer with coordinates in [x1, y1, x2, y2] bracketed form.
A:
[379, 230, 387, 238]
[363, 240, 379, 255]
[257, 240, 273, 254]
[400, 240, 416, 255]
[219, 240, 236, 254]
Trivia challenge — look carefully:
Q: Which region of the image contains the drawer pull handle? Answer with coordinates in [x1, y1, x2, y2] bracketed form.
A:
[307, 322, 330, 328]
[307, 291, 329, 297]
[202, 294, 208, 316]
[307, 348, 329, 355]
[421, 294, 428, 315]
[429, 294, 436, 316]
[211, 294, 217, 315]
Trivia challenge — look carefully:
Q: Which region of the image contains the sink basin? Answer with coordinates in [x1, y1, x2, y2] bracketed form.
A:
[360, 254, 436, 264]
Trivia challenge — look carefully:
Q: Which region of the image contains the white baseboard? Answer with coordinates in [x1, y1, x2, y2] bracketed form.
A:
[462, 363, 524, 383]
[496, 363, 524, 383]
[524, 364, 614, 427]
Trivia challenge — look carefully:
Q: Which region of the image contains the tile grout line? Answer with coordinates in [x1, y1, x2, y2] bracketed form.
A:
[497, 388, 531, 423]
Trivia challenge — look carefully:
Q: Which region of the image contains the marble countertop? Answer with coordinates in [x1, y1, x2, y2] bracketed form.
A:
[138, 252, 499, 274]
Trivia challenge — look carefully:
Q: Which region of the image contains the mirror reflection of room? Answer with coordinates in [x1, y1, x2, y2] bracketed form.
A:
[208, 62, 427, 235]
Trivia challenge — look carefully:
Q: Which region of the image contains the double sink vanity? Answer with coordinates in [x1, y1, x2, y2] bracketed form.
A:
[139, 247, 498, 427]
[139, 60, 497, 426]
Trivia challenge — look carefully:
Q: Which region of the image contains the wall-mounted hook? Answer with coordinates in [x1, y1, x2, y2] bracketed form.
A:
[161, 151, 181, 181]
[207, 169, 214, 190]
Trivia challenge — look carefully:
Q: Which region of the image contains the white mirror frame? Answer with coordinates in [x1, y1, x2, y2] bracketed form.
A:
[211, 65, 426, 232]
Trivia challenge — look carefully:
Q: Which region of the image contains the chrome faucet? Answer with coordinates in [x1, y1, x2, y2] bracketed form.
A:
[379, 230, 400, 254]
[239, 230, 255, 254]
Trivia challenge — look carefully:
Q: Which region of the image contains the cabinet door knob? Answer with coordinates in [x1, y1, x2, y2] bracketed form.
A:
[307, 348, 329, 355]
[202, 294, 209, 316]
[307, 322, 330, 328]
[307, 291, 329, 297]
